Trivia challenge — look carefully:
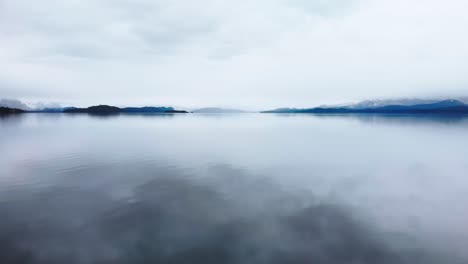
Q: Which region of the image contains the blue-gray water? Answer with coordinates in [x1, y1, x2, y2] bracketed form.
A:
[1, 113, 468, 264]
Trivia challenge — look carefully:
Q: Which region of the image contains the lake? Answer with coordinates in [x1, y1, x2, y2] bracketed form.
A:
[1, 113, 468, 263]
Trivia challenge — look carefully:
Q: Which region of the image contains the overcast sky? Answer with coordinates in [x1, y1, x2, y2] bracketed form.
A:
[1, 0, 468, 109]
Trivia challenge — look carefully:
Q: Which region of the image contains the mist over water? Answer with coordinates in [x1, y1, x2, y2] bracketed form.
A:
[1, 113, 468, 263]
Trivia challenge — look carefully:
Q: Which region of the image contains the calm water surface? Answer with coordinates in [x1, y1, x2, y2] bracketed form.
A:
[1, 113, 468, 263]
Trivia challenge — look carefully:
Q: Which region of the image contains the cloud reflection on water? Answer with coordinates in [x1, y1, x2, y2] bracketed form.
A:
[0, 163, 462, 264]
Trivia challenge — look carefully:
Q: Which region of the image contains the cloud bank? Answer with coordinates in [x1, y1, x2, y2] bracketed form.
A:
[1, 0, 468, 108]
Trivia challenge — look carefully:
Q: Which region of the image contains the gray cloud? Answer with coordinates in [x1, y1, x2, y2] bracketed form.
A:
[0, 0, 467, 108]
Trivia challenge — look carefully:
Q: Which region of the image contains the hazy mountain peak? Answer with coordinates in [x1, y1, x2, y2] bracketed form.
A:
[344, 98, 440, 109]
[0, 99, 31, 110]
[263, 98, 468, 113]
[193, 108, 247, 113]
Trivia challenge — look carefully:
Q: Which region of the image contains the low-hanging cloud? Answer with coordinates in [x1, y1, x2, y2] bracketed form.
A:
[0, 98, 30, 110]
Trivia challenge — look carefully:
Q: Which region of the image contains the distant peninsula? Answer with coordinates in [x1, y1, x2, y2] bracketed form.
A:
[64, 105, 188, 114]
[262, 99, 468, 114]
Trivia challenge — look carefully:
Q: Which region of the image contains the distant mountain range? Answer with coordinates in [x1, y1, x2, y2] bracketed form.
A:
[0, 99, 31, 111]
[192, 108, 247, 113]
[0, 107, 25, 114]
[3, 98, 468, 115]
[322, 98, 446, 109]
[64, 105, 188, 114]
[262, 99, 468, 114]
[0, 105, 188, 114]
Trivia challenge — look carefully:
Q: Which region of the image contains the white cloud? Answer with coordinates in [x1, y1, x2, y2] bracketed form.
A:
[0, 0, 467, 108]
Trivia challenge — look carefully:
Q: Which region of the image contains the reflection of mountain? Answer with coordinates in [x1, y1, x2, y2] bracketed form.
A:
[263, 100, 468, 114]
[193, 108, 247, 113]
[0, 107, 25, 114]
[307, 112, 468, 127]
